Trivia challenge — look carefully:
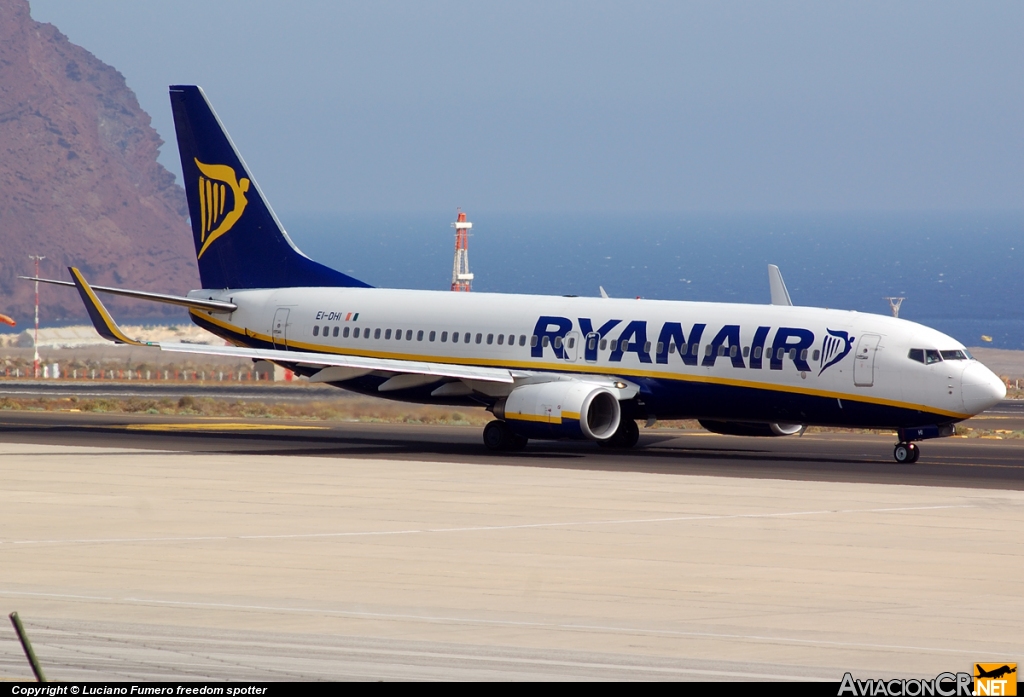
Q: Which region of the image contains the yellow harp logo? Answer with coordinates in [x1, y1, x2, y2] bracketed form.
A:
[195, 158, 250, 259]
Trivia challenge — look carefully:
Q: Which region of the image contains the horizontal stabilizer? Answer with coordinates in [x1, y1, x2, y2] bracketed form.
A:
[20, 276, 236, 313]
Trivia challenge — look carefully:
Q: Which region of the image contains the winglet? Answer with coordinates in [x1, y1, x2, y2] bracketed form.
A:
[768, 264, 794, 306]
[68, 267, 147, 346]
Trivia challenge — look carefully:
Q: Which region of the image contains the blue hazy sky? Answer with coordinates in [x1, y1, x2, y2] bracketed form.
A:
[29, 1, 1024, 214]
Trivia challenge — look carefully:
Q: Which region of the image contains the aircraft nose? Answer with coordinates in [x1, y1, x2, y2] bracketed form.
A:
[961, 361, 1006, 415]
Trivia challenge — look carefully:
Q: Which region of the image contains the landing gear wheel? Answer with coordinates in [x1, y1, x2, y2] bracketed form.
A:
[483, 421, 528, 452]
[599, 419, 640, 449]
[894, 442, 919, 464]
[507, 433, 529, 451]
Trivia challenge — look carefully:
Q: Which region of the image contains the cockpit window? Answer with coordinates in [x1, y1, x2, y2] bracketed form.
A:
[908, 349, 924, 363]
[940, 350, 968, 361]
[925, 349, 942, 364]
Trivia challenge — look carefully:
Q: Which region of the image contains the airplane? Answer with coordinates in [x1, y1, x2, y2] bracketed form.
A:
[27, 85, 1006, 463]
[975, 665, 1016, 680]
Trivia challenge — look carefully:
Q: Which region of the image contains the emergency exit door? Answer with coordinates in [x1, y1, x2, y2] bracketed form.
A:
[272, 308, 289, 349]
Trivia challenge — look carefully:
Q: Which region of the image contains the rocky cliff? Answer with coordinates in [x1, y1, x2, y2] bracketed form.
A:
[0, 0, 198, 323]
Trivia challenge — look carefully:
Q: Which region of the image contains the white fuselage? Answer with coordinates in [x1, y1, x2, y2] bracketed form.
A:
[188, 287, 1006, 427]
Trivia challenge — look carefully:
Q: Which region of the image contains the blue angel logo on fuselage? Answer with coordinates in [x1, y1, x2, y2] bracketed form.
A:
[818, 329, 854, 376]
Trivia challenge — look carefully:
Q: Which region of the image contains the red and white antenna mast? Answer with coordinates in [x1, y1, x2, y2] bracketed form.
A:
[450, 209, 473, 292]
[29, 255, 44, 379]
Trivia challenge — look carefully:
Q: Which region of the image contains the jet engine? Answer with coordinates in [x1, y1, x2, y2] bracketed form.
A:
[698, 420, 804, 437]
[493, 381, 621, 441]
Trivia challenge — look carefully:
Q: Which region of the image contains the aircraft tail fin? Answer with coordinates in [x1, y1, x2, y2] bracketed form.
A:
[169, 85, 371, 290]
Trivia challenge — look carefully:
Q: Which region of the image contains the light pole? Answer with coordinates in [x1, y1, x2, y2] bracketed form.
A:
[29, 255, 44, 378]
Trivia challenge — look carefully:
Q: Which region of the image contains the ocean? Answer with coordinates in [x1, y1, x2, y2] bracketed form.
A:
[281, 210, 1024, 350]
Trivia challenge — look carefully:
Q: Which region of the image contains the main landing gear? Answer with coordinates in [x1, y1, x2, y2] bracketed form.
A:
[598, 419, 640, 449]
[893, 441, 920, 464]
[483, 420, 528, 452]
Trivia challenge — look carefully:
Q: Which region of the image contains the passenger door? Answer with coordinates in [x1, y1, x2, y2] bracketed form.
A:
[853, 334, 881, 387]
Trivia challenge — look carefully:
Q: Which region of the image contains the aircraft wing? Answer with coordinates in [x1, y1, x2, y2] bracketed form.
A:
[157, 341, 514, 383]
[65, 266, 514, 385]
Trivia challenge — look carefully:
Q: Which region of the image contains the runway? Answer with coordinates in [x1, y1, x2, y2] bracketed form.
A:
[0, 406, 1022, 489]
[0, 409, 1022, 681]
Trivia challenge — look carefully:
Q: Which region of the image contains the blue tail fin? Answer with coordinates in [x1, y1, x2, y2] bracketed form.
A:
[169, 85, 371, 290]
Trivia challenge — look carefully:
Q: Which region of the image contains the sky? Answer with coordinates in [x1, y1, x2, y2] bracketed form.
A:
[29, 1, 1024, 214]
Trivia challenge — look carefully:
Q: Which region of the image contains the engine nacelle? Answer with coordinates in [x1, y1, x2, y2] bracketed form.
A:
[698, 420, 804, 437]
[493, 381, 621, 441]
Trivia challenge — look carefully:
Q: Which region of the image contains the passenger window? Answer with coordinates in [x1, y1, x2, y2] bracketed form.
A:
[656, 342, 664, 354]
[587, 337, 596, 350]
[487, 333, 494, 345]
[925, 349, 942, 364]
[440, 331, 447, 342]
[554, 336, 563, 349]
[332, 326, 339, 337]
[519, 335, 526, 346]
[542, 336, 550, 348]
[568, 337, 575, 348]
[385, 329, 392, 340]
[717, 345, 726, 357]
[429, 331, 436, 341]
[668, 343, 675, 354]
[743, 346, 749, 358]
[313, 326, 320, 337]
[777, 348, 785, 360]
[406, 330, 412, 340]
[812, 349, 819, 361]
[497, 334, 504, 345]
[417, 330, 424, 341]
[644, 341, 651, 353]
[352, 327, 360, 338]
[730, 346, 738, 358]
[600, 339, 607, 351]
[788, 349, 796, 360]
[343, 326, 350, 338]
[465, 333, 471, 343]
[374, 328, 381, 339]
[690, 344, 698, 356]
[509, 335, 516, 345]
[621, 340, 629, 352]
[754, 346, 762, 359]
[800, 349, 807, 361]
[452, 332, 459, 342]
[705, 344, 712, 356]
[531, 335, 539, 347]
[474, 333, 481, 344]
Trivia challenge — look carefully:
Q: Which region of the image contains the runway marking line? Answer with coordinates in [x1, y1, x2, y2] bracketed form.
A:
[0, 588, 1015, 661]
[123, 423, 326, 432]
[1, 504, 973, 547]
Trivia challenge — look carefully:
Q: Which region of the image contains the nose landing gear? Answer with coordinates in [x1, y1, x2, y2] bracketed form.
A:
[893, 441, 920, 464]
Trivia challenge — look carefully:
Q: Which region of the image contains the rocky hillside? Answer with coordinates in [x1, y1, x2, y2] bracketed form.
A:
[0, 0, 198, 323]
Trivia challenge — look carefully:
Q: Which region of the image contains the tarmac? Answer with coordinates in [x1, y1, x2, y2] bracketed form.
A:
[0, 410, 1022, 681]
